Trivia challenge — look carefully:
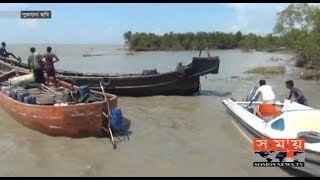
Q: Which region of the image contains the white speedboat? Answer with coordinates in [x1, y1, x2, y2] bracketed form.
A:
[222, 98, 320, 176]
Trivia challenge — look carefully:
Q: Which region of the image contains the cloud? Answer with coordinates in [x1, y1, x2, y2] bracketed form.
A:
[223, 3, 292, 35]
[223, 3, 254, 33]
[18, 19, 39, 30]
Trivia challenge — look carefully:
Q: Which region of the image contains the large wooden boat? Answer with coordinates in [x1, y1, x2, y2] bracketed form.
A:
[0, 69, 118, 138]
[0, 54, 220, 96]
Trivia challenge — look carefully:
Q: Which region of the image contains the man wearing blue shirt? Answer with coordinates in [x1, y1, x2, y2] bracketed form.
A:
[286, 80, 308, 106]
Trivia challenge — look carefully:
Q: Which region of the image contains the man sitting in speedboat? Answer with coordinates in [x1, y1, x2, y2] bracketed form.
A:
[251, 80, 276, 103]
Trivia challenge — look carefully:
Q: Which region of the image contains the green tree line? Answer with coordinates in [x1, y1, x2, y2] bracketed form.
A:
[123, 3, 320, 68]
[123, 30, 284, 52]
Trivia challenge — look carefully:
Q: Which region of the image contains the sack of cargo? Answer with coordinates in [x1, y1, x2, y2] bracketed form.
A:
[36, 94, 55, 105]
[8, 74, 34, 86]
[13, 87, 27, 94]
[26, 88, 42, 95]
[54, 92, 68, 104]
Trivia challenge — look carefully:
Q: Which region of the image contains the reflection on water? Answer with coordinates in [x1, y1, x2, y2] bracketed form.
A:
[0, 45, 318, 176]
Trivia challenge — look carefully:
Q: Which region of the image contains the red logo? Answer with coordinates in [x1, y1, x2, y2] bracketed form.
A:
[253, 138, 305, 159]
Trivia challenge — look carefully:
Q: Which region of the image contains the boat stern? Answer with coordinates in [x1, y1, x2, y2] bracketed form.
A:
[189, 56, 220, 76]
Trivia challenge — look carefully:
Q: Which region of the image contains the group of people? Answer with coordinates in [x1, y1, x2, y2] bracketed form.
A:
[251, 79, 308, 106]
[0, 42, 59, 87]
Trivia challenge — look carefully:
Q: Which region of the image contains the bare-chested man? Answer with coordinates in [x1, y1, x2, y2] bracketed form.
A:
[39, 46, 60, 86]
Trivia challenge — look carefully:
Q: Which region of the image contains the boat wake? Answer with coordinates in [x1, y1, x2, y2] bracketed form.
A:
[196, 90, 232, 97]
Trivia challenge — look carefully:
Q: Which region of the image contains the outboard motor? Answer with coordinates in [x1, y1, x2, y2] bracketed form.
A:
[244, 86, 259, 114]
[246, 86, 259, 102]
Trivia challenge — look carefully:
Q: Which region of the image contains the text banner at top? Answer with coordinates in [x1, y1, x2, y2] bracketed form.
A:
[20, 11, 51, 19]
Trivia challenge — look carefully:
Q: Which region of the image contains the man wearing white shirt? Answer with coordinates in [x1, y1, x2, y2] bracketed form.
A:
[251, 80, 276, 103]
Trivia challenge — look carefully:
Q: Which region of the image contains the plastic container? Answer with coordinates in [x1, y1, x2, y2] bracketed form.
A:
[110, 108, 123, 129]
[17, 92, 28, 102]
[8, 74, 35, 86]
[23, 96, 37, 104]
[79, 85, 90, 96]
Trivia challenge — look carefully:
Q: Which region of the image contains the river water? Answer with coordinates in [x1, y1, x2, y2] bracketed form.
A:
[0, 44, 319, 176]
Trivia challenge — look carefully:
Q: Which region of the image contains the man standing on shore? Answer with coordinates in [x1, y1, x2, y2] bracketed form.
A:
[0, 42, 21, 62]
[28, 47, 45, 84]
[40, 46, 60, 87]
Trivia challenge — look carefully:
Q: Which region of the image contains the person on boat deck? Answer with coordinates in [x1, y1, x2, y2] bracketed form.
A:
[285, 80, 308, 106]
[39, 46, 59, 87]
[176, 62, 186, 78]
[251, 80, 276, 103]
[0, 42, 21, 62]
[28, 47, 45, 84]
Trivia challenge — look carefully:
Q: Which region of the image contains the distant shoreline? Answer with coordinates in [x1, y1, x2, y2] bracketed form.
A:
[126, 48, 294, 55]
[9, 43, 125, 46]
[6, 44, 292, 55]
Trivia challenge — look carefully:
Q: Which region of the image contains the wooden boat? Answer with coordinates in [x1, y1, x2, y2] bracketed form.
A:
[0, 55, 220, 96]
[0, 69, 118, 138]
[222, 98, 320, 176]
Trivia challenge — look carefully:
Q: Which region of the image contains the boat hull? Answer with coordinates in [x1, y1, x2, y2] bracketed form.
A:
[0, 70, 118, 138]
[222, 100, 320, 177]
[58, 73, 200, 97]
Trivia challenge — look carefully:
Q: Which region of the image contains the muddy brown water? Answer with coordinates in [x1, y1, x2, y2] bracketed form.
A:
[0, 44, 319, 176]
